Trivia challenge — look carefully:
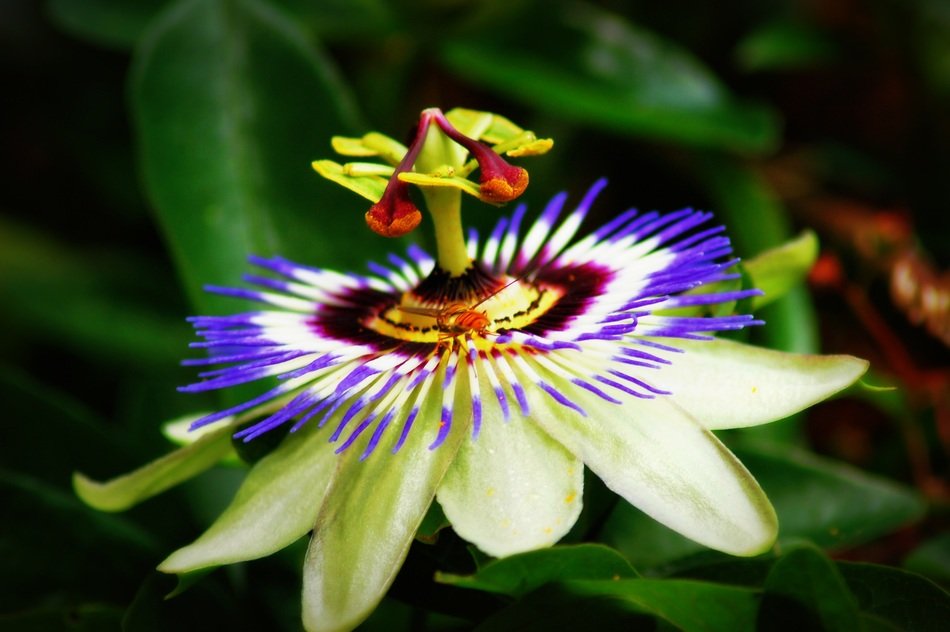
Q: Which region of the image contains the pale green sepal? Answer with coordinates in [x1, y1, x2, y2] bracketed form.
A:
[163, 413, 242, 466]
[856, 378, 897, 393]
[664, 230, 817, 317]
[660, 276, 743, 317]
[165, 568, 214, 598]
[652, 337, 869, 430]
[74, 424, 234, 512]
[162, 412, 219, 446]
[526, 365, 778, 556]
[437, 375, 584, 557]
[158, 423, 337, 573]
[302, 362, 472, 632]
[311, 159, 387, 202]
[398, 171, 483, 198]
[746, 230, 818, 310]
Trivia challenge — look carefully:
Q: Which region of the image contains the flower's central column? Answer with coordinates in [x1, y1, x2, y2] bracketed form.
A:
[423, 187, 469, 276]
[313, 106, 551, 277]
[414, 113, 470, 275]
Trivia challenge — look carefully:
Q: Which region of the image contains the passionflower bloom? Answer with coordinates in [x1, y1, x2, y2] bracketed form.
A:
[76, 108, 868, 632]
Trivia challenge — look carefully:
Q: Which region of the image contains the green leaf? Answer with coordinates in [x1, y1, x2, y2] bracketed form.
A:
[158, 421, 337, 572]
[839, 562, 950, 632]
[74, 423, 235, 512]
[599, 503, 705, 572]
[905, 532, 950, 584]
[480, 579, 760, 631]
[746, 230, 819, 310]
[269, 0, 395, 41]
[914, 0, 950, 100]
[648, 546, 949, 632]
[739, 444, 926, 549]
[0, 218, 190, 368]
[353, 598, 416, 632]
[602, 443, 926, 569]
[121, 571, 250, 631]
[438, 544, 638, 598]
[736, 20, 840, 72]
[0, 470, 158, 612]
[0, 367, 132, 485]
[569, 579, 760, 631]
[760, 543, 861, 631]
[47, 0, 169, 50]
[0, 603, 125, 632]
[472, 582, 652, 631]
[132, 0, 367, 315]
[416, 501, 450, 543]
[442, 3, 779, 153]
[661, 551, 777, 587]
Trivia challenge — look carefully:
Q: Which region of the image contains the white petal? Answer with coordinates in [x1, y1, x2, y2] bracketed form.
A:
[437, 366, 584, 557]
[302, 359, 470, 632]
[159, 422, 337, 572]
[651, 337, 869, 429]
[526, 363, 777, 556]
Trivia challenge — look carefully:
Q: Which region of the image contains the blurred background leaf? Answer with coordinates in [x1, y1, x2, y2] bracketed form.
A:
[735, 19, 840, 73]
[131, 0, 370, 313]
[905, 533, 950, 584]
[759, 542, 861, 632]
[47, 0, 169, 50]
[442, 2, 780, 153]
[0, 216, 190, 368]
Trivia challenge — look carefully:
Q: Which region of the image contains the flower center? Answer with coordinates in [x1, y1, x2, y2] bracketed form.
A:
[311, 108, 562, 347]
[366, 265, 565, 345]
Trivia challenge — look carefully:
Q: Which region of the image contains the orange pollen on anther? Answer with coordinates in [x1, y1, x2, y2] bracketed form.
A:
[365, 185, 422, 238]
[480, 167, 529, 203]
